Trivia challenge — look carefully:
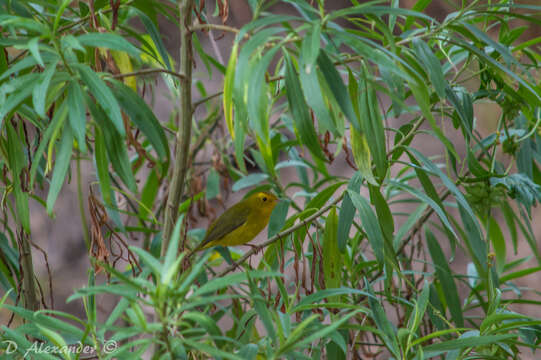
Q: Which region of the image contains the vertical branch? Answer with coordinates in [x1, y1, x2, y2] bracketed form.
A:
[162, 0, 194, 256]
[19, 228, 39, 311]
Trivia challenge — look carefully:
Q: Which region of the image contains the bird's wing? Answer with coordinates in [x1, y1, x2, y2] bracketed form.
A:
[197, 204, 251, 250]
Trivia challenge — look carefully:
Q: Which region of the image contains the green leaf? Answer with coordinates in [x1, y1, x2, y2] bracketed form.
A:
[299, 58, 337, 136]
[77, 32, 141, 56]
[458, 204, 487, 275]
[423, 332, 515, 357]
[412, 38, 447, 98]
[87, 98, 136, 191]
[130, 246, 162, 277]
[268, 199, 289, 238]
[407, 80, 458, 158]
[66, 81, 87, 153]
[36, 325, 72, 360]
[135, 10, 172, 70]
[408, 280, 430, 337]
[368, 185, 394, 243]
[46, 124, 73, 215]
[29, 99, 69, 188]
[94, 126, 113, 206]
[488, 217, 506, 274]
[300, 20, 321, 70]
[280, 310, 362, 355]
[224, 41, 238, 138]
[347, 190, 384, 265]
[0, 73, 39, 127]
[248, 46, 280, 147]
[317, 50, 361, 133]
[366, 281, 400, 357]
[73, 63, 124, 136]
[350, 125, 378, 185]
[232, 173, 269, 192]
[109, 79, 169, 161]
[426, 227, 464, 327]
[32, 61, 57, 118]
[323, 208, 341, 299]
[284, 50, 326, 161]
[338, 171, 363, 252]
[360, 67, 387, 179]
[6, 123, 30, 232]
[162, 216, 184, 286]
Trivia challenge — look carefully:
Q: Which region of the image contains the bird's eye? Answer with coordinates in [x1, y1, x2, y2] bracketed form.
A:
[262, 196, 267, 202]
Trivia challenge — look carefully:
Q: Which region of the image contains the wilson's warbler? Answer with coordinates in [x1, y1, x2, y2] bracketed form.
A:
[194, 192, 279, 251]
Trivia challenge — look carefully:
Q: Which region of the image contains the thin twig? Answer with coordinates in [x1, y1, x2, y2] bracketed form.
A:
[161, 0, 195, 255]
[191, 23, 240, 34]
[110, 68, 186, 80]
[192, 91, 224, 111]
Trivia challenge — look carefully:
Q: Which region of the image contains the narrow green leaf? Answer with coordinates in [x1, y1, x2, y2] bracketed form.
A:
[135, 10, 172, 70]
[30, 99, 68, 188]
[77, 32, 141, 56]
[388, 180, 457, 239]
[393, 203, 428, 248]
[47, 124, 73, 215]
[458, 204, 487, 275]
[162, 216, 184, 285]
[94, 126, 112, 206]
[283, 310, 362, 355]
[87, 98, 136, 191]
[366, 281, 400, 357]
[0, 74, 40, 126]
[224, 41, 238, 138]
[412, 38, 447, 98]
[347, 190, 384, 265]
[360, 67, 387, 179]
[407, 80, 458, 158]
[66, 81, 87, 153]
[426, 228, 464, 327]
[300, 20, 321, 70]
[404, 0, 432, 29]
[6, 123, 30, 232]
[488, 217, 506, 274]
[368, 185, 394, 243]
[129, 246, 162, 277]
[323, 208, 341, 299]
[338, 171, 363, 252]
[423, 333, 515, 356]
[109, 79, 168, 160]
[32, 61, 57, 118]
[284, 50, 326, 161]
[36, 325, 72, 360]
[408, 280, 430, 340]
[248, 46, 280, 146]
[268, 200, 289, 238]
[350, 125, 378, 185]
[232, 173, 269, 192]
[317, 50, 361, 132]
[74, 63, 124, 136]
[299, 59, 337, 136]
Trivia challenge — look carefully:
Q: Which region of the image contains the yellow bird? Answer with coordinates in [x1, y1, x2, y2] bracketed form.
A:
[194, 191, 279, 251]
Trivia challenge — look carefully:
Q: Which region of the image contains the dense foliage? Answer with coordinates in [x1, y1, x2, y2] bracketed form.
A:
[1, 0, 541, 359]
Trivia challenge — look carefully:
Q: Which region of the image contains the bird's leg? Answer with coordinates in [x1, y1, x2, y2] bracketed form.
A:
[245, 243, 263, 255]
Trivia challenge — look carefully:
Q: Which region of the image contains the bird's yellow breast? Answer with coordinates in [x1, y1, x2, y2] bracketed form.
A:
[202, 207, 273, 248]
